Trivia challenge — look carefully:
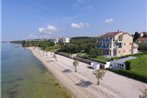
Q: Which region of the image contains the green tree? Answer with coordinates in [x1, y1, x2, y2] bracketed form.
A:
[59, 37, 97, 54]
[133, 32, 140, 41]
[73, 60, 79, 72]
[95, 69, 106, 85]
[89, 48, 97, 57]
[89, 48, 102, 58]
[20, 40, 55, 50]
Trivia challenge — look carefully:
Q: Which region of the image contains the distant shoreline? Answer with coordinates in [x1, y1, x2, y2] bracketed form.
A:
[1, 41, 9, 43]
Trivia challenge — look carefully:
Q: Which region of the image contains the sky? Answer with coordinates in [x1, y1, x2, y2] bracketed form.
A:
[2, 0, 147, 41]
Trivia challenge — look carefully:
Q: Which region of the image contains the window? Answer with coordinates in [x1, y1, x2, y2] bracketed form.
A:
[117, 43, 122, 48]
[119, 37, 122, 41]
[122, 64, 124, 68]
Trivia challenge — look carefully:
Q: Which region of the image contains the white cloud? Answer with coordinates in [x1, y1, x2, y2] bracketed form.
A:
[47, 25, 57, 32]
[71, 23, 82, 29]
[104, 18, 114, 24]
[71, 22, 89, 29]
[38, 25, 57, 34]
[39, 28, 46, 33]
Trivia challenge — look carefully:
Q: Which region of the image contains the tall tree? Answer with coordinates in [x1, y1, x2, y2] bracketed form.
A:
[73, 60, 79, 72]
[133, 32, 140, 41]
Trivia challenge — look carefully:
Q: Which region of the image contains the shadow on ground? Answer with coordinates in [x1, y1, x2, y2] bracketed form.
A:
[62, 69, 71, 73]
[76, 80, 93, 87]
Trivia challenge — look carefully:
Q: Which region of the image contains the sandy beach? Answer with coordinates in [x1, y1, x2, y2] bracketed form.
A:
[29, 47, 146, 98]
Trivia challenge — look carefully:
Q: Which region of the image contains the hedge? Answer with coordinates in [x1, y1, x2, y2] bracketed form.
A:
[55, 52, 71, 58]
[74, 57, 91, 64]
[89, 58, 106, 64]
[107, 69, 147, 83]
[125, 61, 131, 70]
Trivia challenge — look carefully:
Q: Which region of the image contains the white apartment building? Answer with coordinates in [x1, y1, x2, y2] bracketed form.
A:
[97, 31, 138, 57]
[56, 37, 70, 44]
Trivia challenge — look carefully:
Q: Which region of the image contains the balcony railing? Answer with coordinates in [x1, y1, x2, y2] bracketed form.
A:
[97, 46, 111, 49]
[97, 39, 112, 42]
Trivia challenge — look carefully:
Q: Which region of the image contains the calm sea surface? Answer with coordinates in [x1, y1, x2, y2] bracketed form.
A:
[1, 43, 70, 98]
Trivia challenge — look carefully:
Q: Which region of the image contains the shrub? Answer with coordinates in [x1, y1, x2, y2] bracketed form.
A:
[139, 43, 147, 51]
[125, 61, 131, 70]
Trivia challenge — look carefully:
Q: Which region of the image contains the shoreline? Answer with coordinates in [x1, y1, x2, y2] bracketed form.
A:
[2, 44, 72, 98]
[29, 48, 74, 98]
[28, 47, 88, 98]
[28, 47, 146, 98]
[28, 47, 109, 98]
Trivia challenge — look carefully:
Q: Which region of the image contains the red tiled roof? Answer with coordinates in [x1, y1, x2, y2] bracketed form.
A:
[100, 31, 122, 37]
[137, 38, 147, 41]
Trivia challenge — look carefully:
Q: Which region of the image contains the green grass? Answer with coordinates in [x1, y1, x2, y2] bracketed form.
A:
[109, 53, 147, 83]
[77, 53, 111, 64]
[92, 56, 111, 61]
[90, 56, 111, 64]
[129, 54, 147, 78]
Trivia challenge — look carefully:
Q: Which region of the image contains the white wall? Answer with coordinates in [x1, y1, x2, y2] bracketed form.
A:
[91, 62, 100, 70]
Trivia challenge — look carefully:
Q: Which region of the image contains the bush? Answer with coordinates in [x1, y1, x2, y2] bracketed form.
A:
[125, 61, 131, 70]
[78, 54, 89, 59]
[89, 48, 97, 58]
[55, 52, 71, 58]
[89, 48, 102, 58]
[74, 57, 91, 64]
[89, 58, 106, 64]
[139, 43, 147, 51]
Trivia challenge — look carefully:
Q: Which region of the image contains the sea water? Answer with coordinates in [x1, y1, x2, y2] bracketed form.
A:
[1, 43, 70, 98]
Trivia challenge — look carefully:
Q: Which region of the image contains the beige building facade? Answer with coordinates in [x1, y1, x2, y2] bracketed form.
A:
[97, 31, 138, 57]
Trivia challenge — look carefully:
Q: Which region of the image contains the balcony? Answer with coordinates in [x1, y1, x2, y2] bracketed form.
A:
[97, 39, 112, 42]
[97, 45, 111, 49]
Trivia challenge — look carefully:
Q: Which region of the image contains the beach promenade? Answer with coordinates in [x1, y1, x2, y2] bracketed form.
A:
[29, 47, 146, 98]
